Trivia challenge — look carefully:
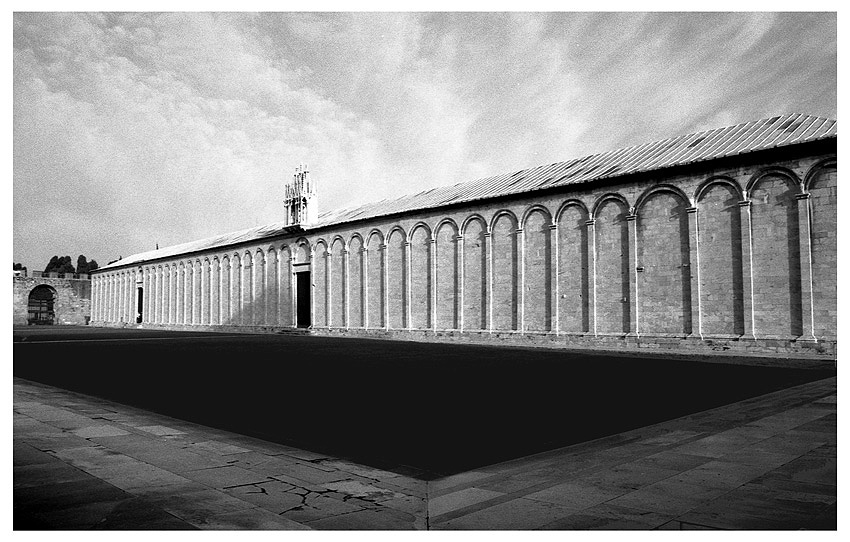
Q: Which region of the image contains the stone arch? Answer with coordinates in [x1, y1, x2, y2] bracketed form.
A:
[594, 197, 630, 333]
[242, 251, 254, 326]
[693, 175, 743, 204]
[253, 248, 266, 325]
[314, 240, 329, 327]
[634, 184, 693, 214]
[210, 257, 220, 325]
[491, 210, 518, 331]
[523, 206, 552, 332]
[220, 255, 230, 325]
[348, 234, 364, 327]
[462, 213, 489, 235]
[489, 209, 518, 234]
[278, 245, 293, 327]
[230, 253, 242, 325]
[364, 229, 384, 249]
[201, 257, 211, 325]
[462, 214, 488, 330]
[746, 167, 802, 198]
[636, 187, 692, 335]
[163, 263, 171, 324]
[409, 223, 432, 329]
[27, 284, 57, 324]
[748, 169, 803, 337]
[193, 258, 203, 325]
[265, 248, 278, 326]
[386, 227, 407, 329]
[331, 236, 346, 328]
[294, 238, 311, 264]
[557, 201, 590, 333]
[555, 199, 589, 225]
[591, 193, 631, 219]
[804, 158, 837, 339]
[521, 204, 553, 229]
[435, 219, 459, 329]
[696, 179, 745, 336]
[366, 230, 384, 327]
[173, 262, 182, 324]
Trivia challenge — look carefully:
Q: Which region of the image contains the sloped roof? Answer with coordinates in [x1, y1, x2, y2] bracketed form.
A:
[100, 113, 836, 271]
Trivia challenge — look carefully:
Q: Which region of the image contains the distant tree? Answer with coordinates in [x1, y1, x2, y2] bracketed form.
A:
[44, 255, 77, 274]
[13, 263, 24, 270]
[75, 256, 98, 274]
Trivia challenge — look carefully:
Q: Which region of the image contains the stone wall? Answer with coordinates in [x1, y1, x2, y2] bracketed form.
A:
[13, 276, 91, 325]
[91, 142, 837, 356]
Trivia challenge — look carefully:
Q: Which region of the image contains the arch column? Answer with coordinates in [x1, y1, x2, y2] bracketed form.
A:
[381, 243, 389, 330]
[403, 241, 411, 330]
[687, 207, 703, 339]
[160, 266, 166, 324]
[585, 218, 598, 337]
[152, 269, 158, 324]
[202, 260, 209, 325]
[627, 213, 638, 336]
[549, 224, 559, 334]
[456, 234, 464, 332]
[210, 259, 219, 325]
[429, 238, 437, 331]
[172, 267, 178, 324]
[193, 261, 200, 325]
[362, 247, 369, 329]
[517, 228, 525, 332]
[485, 232, 493, 332]
[796, 193, 817, 341]
[289, 250, 297, 328]
[739, 201, 756, 339]
[343, 248, 350, 329]
[323, 249, 331, 327]
[117, 273, 124, 323]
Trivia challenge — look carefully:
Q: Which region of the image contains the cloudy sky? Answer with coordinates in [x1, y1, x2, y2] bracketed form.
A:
[12, 12, 836, 271]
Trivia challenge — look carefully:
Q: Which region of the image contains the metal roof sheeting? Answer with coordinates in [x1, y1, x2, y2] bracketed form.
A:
[101, 113, 835, 271]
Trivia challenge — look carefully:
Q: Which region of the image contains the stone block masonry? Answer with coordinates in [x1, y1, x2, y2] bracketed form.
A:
[90, 138, 837, 358]
[13, 276, 91, 326]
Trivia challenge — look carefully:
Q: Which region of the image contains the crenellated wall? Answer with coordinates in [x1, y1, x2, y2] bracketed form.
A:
[91, 145, 837, 356]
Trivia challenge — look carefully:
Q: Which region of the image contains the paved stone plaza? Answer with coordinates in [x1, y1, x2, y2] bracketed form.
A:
[14, 372, 836, 530]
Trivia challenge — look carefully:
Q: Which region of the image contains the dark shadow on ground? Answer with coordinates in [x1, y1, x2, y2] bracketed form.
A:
[13, 327, 834, 480]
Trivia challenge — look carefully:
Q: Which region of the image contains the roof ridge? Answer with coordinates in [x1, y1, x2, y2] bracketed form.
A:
[99, 113, 836, 271]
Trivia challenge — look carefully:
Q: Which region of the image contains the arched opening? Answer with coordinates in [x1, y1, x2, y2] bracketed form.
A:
[28, 285, 57, 325]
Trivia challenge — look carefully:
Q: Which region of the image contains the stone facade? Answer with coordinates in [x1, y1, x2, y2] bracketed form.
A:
[13, 273, 92, 325]
[90, 137, 837, 357]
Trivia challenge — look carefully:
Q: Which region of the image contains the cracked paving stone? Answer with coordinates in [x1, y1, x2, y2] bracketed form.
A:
[223, 480, 303, 514]
[322, 480, 405, 502]
[183, 465, 271, 489]
[272, 463, 350, 485]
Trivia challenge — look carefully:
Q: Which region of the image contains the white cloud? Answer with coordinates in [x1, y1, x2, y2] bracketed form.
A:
[13, 12, 836, 270]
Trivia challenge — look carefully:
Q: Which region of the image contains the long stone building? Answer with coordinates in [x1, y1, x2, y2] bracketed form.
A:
[91, 114, 837, 356]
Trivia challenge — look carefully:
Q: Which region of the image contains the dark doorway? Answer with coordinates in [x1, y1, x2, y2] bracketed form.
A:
[27, 285, 57, 325]
[296, 272, 311, 327]
[136, 287, 144, 324]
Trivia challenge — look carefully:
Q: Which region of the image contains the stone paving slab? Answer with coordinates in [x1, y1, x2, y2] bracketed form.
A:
[13, 375, 836, 530]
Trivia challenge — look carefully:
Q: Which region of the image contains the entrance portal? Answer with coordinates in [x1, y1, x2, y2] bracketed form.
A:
[28, 285, 57, 325]
[136, 287, 144, 323]
[296, 272, 311, 328]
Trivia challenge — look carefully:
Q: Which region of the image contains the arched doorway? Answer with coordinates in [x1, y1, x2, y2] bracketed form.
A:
[28, 285, 57, 325]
